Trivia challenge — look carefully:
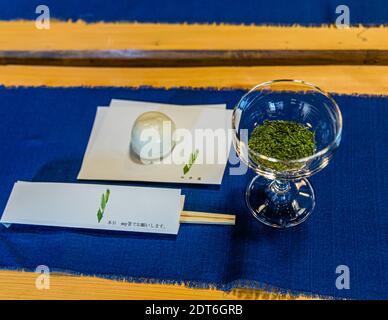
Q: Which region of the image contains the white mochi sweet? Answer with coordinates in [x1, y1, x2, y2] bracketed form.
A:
[131, 111, 176, 162]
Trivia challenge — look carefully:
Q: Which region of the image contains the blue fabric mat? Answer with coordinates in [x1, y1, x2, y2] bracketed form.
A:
[0, 86, 387, 299]
[0, 0, 387, 26]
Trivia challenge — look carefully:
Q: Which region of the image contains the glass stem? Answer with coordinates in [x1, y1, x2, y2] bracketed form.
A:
[270, 179, 291, 194]
[267, 179, 292, 206]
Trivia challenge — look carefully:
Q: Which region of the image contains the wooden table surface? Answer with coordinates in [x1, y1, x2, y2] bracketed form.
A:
[0, 22, 386, 300]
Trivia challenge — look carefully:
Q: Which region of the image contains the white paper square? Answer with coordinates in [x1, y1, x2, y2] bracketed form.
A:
[78, 102, 232, 184]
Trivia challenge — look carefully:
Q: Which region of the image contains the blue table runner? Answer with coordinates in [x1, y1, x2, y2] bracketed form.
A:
[0, 86, 386, 299]
[0, 0, 387, 26]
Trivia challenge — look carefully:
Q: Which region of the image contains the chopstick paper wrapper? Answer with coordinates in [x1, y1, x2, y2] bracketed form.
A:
[1, 182, 235, 236]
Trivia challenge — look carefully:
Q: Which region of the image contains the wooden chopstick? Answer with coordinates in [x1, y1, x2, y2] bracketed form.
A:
[179, 211, 235, 225]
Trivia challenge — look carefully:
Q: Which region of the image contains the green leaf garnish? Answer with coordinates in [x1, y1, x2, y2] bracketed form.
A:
[97, 209, 103, 223]
[183, 149, 199, 175]
[97, 189, 110, 223]
[101, 194, 106, 210]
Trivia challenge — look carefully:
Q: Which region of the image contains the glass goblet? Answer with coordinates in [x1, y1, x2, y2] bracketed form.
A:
[232, 80, 342, 228]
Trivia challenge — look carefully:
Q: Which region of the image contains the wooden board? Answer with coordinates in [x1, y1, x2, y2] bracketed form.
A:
[1, 22, 388, 67]
[0, 65, 387, 95]
[0, 22, 387, 51]
[0, 270, 317, 300]
[2, 49, 388, 67]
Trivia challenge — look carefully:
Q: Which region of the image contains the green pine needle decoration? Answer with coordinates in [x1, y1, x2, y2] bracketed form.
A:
[248, 120, 316, 171]
[97, 189, 110, 223]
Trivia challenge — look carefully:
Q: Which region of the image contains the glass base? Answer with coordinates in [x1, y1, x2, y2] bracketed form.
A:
[246, 176, 315, 228]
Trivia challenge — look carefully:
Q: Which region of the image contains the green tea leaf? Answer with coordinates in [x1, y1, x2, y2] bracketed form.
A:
[105, 189, 110, 203]
[248, 120, 316, 171]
